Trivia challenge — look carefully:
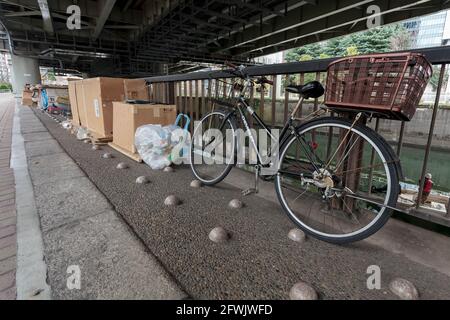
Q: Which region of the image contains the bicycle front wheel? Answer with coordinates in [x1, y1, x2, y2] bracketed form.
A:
[189, 110, 236, 185]
[275, 117, 399, 244]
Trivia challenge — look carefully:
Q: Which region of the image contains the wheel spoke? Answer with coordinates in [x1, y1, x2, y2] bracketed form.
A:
[276, 120, 398, 243]
[190, 112, 235, 184]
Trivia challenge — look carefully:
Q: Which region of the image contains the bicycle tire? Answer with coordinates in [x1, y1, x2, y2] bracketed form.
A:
[275, 117, 400, 244]
[189, 110, 237, 185]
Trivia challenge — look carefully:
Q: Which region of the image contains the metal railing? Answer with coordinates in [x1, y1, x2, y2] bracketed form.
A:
[144, 45, 450, 224]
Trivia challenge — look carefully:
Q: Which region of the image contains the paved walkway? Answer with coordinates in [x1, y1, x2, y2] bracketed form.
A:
[0, 93, 16, 299]
[34, 104, 450, 299]
[1, 94, 187, 300]
[4, 91, 450, 299]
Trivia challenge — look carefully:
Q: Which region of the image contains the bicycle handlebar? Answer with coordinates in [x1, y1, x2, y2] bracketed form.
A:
[223, 61, 273, 86]
[224, 61, 238, 69]
[256, 76, 273, 86]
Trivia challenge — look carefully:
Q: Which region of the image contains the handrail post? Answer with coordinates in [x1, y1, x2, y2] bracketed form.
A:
[416, 63, 446, 208]
[397, 121, 405, 157]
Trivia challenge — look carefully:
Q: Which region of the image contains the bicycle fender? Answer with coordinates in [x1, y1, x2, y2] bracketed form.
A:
[373, 133, 405, 182]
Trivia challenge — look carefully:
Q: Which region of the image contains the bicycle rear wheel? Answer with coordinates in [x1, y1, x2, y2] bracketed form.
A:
[275, 117, 399, 244]
[189, 110, 236, 185]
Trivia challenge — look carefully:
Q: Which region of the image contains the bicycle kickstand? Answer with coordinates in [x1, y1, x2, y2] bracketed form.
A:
[242, 165, 260, 196]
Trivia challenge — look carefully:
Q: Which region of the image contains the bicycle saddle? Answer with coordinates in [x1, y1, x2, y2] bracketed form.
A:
[285, 81, 324, 99]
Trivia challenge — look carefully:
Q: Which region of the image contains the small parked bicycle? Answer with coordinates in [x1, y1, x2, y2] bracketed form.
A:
[190, 54, 432, 244]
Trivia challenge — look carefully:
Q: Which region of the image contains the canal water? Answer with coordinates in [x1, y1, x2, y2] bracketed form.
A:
[242, 100, 450, 194]
[396, 144, 450, 193]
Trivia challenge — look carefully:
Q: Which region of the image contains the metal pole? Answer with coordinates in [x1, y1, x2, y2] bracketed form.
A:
[195, 79, 199, 121]
[397, 121, 405, 156]
[249, 80, 254, 127]
[368, 118, 380, 195]
[189, 80, 193, 132]
[201, 79, 205, 118]
[416, 63, 446, 208]
[271, 75, 277, 126]
[284, 75, 289, 123]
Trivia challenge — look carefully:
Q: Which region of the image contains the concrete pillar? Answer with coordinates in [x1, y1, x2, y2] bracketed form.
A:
[11, 55, 41, 97]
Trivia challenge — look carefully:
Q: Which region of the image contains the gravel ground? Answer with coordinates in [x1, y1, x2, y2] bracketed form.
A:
[33, 109, 450, 300]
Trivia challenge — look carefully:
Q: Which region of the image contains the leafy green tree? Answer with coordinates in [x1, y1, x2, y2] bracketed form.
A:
[0, 82, 12, 91]
[286, 25, 411, 62]
[285, 54, 317, 85]
[390, 29, 413, 51]
[285, 42, 323, 62]
[284, 24, 413, 87]
[430, 66, 449, 91]
[346, 46, 359, 56]
[299, 54, 313, 61]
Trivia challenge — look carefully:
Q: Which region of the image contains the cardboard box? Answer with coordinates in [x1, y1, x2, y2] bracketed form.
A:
[110, 102, 176, 159]
[81, 77, 125, 139]
[68, 81, 80, 126]
[75, 81, 88, 128]
[21, 90, 34, 106]
[124, 79, 149, 100]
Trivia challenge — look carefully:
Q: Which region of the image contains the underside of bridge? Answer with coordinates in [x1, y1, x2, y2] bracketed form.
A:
[0, 0, 449, 77]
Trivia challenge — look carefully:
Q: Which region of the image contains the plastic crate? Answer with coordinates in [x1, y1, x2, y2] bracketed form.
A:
[324, 53, 432, 121]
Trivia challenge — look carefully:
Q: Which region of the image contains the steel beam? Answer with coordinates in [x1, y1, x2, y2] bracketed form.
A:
[92, 0, 117, 40]
[4, 10, 42, 17]
[229, 0, 450, 57]
[144, 45, 450, 82]
[37, 0, 54, 34]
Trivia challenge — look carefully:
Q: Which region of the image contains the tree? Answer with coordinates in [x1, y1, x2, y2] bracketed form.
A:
[299, 54, 313, 61]
[285, 43, 323, 62]
[390, 29, 413, 51]
[285, 54, 317, 85]
[344, 26, 397, 54]
[285, 25, 411, 62]
[284, 24, 414, 87]
[346, 46, 359, 56]
[0, 82, 12, 91]
[430, 66, 449, 91]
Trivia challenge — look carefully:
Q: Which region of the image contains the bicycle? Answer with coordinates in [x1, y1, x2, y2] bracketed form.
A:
[190, 55, 431, 244]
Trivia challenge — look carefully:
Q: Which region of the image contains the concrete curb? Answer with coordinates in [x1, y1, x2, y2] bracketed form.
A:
[11, 102, 51, 300]
[21, 106, 187, 300]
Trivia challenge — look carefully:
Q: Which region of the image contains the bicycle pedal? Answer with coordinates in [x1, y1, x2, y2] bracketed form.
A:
[242, 188, 257, 196]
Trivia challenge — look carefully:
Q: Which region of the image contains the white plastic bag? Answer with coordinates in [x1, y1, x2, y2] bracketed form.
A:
[76, 127, 89, 140]
[135, 115, 191, 169]
[61, 121, 72, 130]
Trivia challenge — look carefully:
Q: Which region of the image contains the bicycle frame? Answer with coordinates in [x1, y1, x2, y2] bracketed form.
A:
[217, 78, 323, 172]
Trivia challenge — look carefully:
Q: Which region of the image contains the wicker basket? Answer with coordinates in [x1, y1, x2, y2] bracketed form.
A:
[324, 53, 432, 121]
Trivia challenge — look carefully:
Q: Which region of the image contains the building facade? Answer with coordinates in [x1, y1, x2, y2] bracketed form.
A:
[0, 51, 11, 84]
[404, 10, 449, 48]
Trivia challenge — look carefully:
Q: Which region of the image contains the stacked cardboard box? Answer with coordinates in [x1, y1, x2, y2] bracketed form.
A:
[68, 77, 175, 156]
[68, 80, 80, 126]
[123, 79, 149, 100]
[109, 101, 177, 161]
[21, 90, 34, 106]
[68, 77, 125, 141]
[75, 81, 88, 128]
[81, 77, 125, 140]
